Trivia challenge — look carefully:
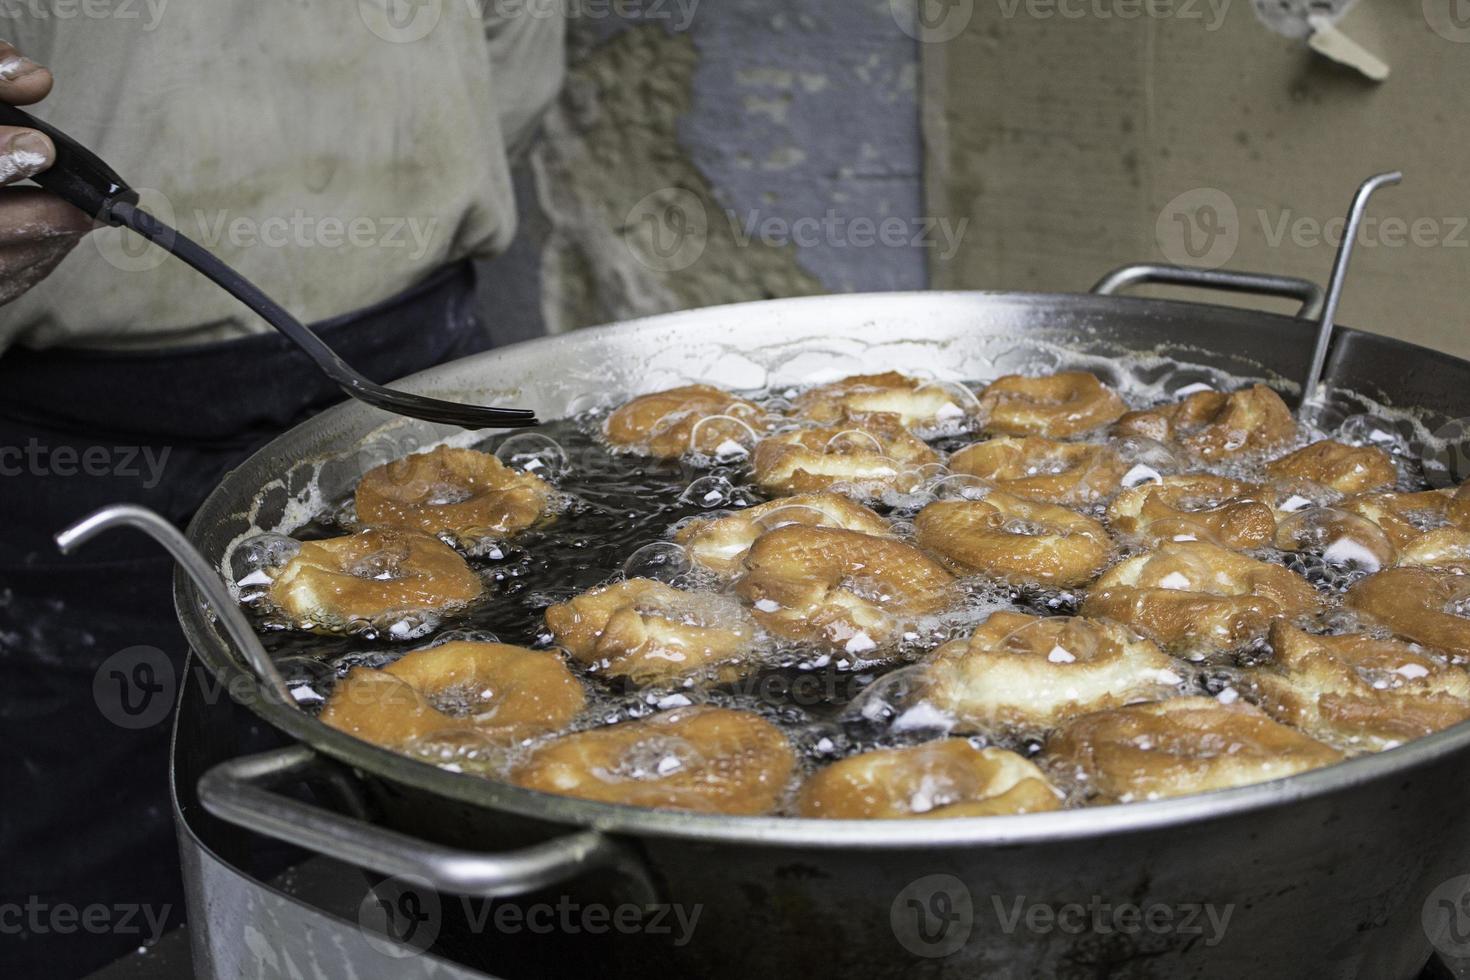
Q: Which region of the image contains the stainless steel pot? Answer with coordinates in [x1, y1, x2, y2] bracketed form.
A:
[171, 268, 1470, 979]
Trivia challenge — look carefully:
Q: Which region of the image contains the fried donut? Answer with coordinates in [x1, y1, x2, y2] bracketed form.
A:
[947, 437, 1128, 506]
[1272, 507, 1397, 572]
[545, 578, 758, 683]
[750, 414, 940, 499]
[1048, 697, 1342, 803]
[264, 528, 483, 633]
[320, 642, 586, 750]
[1346, 568, 1470, 660]
[736, 525, 955, 654]
[1106, 475, 1276, 551]
[977, 371, 1128, 438]
[1081, 541, 1322, 656]
[796, 740, 1062, 819]
[913, 493, 1112, 587]
[921, 612, 1182, 729]
[1265, 440, 1397, 495]
[511, 706, 796, 814]
[605, 384, 765, 459]
[355, 446, 553, 544]
[1337, 487, 1470, 572]
[791, 371, 979, 434]
[674, 492, 893, 577]
[1247, 622, 1470, 751]
[1115, 384, 1294, 458]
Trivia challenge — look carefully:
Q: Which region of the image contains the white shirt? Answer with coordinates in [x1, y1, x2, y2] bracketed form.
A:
[1, 0, 563, 350]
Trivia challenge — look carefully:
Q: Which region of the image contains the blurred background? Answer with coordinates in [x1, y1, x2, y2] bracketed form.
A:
[486, 0, 1470, 358]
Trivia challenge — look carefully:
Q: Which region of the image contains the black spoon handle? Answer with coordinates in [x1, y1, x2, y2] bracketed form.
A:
[0, 103, 537, 430]
[0, 101, 138, 221]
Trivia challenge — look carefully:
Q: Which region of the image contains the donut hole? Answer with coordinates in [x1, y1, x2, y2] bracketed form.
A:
[343, 542, 413, 581]
[494, 433, 571, 480]
[688, 414, 762, 461]
[1275, 508, 1394, 574]
[995, 617, 1102, 664]
[605, 734, 704, 781]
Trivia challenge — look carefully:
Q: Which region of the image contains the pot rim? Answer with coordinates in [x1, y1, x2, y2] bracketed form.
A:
[179, 287, 1470, 849]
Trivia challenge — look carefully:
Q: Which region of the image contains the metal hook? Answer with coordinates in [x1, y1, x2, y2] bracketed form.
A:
[1299, 171, 1403, 418]
[56, 504, 294, 705]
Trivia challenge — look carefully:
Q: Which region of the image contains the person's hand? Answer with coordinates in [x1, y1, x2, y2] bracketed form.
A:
[0, 41, 93, 306]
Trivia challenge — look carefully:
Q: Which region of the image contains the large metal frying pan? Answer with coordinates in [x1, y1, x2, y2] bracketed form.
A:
[168, 269, 1470, 979]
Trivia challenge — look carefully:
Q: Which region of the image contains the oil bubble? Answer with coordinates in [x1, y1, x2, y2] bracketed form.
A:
[495, 433, 570, 479]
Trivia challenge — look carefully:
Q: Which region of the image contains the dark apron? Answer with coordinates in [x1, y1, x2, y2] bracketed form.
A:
[0, 261, 491, 978]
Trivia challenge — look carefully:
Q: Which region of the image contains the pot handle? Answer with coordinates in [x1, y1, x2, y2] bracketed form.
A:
[198, 745, 645, 899]
[1091, 263, 1325, 319]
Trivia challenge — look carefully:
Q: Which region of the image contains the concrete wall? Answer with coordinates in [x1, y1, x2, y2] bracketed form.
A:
[477, 1, 925, 341]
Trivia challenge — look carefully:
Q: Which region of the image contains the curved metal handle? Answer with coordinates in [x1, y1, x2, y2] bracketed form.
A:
[199, 746, 642, 899]
[1300, 171, 1403, 416]
[1092, 264, 1325, 320]
[55, 504, 294, 704]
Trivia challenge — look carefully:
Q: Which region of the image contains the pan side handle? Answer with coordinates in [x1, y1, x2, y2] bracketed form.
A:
[198, 745, 649, 900]
[1092, 263, 1325, 320]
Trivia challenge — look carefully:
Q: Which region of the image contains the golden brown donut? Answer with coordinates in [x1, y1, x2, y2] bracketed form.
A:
[545, 578, 758, 683]
[1047, 696, 1342, 803]
[947, 436, 1128, 507]
[796, 740, 1062, 819]
[791, 371, 979, 433]
[265, 528, 483, 633]
[977, 371, 1128, 438]
[320, 642, 586, 750]
[1107, 475, 1276, 551]
[913, 493, 1112, 588]
[1336, 487, 1470, 572]
[605, 384, 766, 459]
[920, 612, 1183, 729]
[1114, 384, 1294, 459]
[1080, 541, 1322, 656]
[674, 492, 893, 577]
[750, 414, 940, 499]
[1264, 440, 1397, 495]
[1271, 507, 1397, 572]
[1247, 622, 1470, 751]
[1345, 567, 1470, 660]
[511, 706, 796, 814]
[355, 446, 553, 544]
[736, 525, 956, 654]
